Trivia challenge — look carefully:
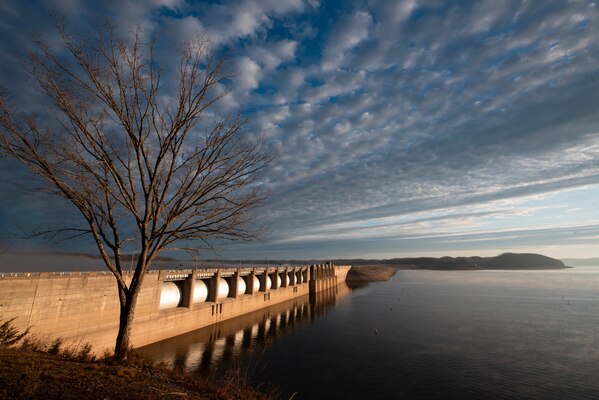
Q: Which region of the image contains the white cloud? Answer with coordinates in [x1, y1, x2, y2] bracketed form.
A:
[235, 56, 262, 90]
[369, 0, 417, 22]
[247, 39, 298, 70]
[321, 11, 372, 71]
[2, 0, 599, 258]
[184, 0, 310, 45]
[468, 0, 509, 33]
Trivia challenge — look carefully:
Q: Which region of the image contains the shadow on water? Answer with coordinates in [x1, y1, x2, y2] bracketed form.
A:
[345, 280, 372, 290]
[136, 282, 351, 379]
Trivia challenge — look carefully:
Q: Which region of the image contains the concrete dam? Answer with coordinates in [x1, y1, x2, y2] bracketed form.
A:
[0, 264, 350, 353]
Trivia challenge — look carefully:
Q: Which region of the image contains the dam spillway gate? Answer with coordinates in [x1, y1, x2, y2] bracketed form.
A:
[0, 264, 351, 353]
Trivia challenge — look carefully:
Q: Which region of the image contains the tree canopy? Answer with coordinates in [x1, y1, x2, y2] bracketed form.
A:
[0, 24, 271, 358]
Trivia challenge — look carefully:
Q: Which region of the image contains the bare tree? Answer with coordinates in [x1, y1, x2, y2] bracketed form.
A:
[0, 25, 270, 359]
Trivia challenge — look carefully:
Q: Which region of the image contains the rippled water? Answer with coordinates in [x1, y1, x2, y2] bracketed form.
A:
[138, 266, 599, 399]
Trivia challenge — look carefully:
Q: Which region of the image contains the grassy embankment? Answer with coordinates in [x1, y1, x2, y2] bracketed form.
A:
[0, 318, 270, 400]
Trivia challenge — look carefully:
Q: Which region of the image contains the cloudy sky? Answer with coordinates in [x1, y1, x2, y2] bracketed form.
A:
[0, 0, 598, 261]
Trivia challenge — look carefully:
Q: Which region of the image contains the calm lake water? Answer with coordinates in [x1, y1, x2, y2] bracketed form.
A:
[138, 266, 599, 399]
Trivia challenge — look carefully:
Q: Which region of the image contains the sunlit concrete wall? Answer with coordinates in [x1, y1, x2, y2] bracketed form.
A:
[0, 265, 350, 354]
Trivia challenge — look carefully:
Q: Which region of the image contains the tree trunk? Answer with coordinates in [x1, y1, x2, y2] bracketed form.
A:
[114, 288, 140, 360]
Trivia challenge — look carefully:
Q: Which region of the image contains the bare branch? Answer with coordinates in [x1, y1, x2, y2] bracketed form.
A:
[0, 21, 271, 359]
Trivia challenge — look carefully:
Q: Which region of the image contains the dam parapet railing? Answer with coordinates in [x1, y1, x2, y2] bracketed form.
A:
[0, 263, 351, 354]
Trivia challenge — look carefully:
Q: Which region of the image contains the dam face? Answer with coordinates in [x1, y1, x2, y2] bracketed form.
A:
[0, 264, 350, 354]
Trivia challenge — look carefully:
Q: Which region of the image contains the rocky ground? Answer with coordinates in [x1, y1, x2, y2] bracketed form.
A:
[345, 265, 399, 282]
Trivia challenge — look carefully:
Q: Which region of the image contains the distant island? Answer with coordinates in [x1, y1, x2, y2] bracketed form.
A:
[371, 252, 567, 270]
[344, 253, 568, 282]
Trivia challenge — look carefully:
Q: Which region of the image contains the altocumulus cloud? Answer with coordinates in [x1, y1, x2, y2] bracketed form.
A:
[0, 0, 598, 260]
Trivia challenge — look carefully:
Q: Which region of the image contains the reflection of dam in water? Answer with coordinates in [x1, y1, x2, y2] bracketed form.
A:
[137, 282, 351, 374]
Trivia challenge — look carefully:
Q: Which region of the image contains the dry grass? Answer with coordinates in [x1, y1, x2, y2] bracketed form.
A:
[0, 345, 272, 400]
[0, 317, 272, 400]
[0, 316, 29, 346]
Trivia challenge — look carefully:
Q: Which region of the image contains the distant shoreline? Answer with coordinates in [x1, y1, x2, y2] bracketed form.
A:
[346, 263, 571, 282]
[0, 251, 577, 274]
[393, 265, 572, 270]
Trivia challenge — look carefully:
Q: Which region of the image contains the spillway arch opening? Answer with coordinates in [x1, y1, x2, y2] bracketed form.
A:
[193, 279, 209, 304]
[159, 281, 183, 310]
[261, 274, 272, 291]
[225, 276, 247, 297]
[236, 276, 247, 296]
[217, 277, 229, 300]
[240, 274, 260, 293]
[161, 278, 212, 310]
[250, 275, 260, 293]
[267, 273, 277, 289]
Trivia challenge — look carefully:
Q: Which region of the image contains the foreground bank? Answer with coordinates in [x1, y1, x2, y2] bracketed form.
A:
[0, 345, 267, 400]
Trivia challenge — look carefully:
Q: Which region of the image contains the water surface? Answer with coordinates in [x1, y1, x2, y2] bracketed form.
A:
[139, 266, 599, 399]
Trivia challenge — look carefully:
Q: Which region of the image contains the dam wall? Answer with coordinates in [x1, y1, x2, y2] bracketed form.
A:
[0, 264, 350, 353]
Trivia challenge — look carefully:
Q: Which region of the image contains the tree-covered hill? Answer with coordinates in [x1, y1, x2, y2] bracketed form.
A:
[331, 253, 566, 270]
